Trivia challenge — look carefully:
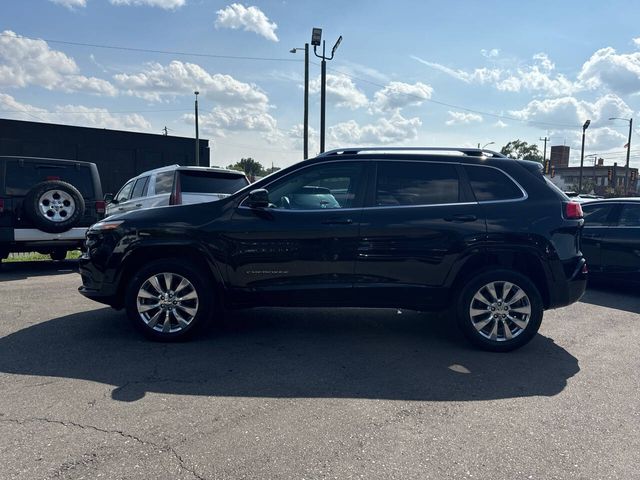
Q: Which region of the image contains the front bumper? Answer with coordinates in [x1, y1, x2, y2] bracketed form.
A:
[78, 254, 121, 308]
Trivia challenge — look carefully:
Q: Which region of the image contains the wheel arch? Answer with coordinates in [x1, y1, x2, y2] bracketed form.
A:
[448, 248, 551, 309]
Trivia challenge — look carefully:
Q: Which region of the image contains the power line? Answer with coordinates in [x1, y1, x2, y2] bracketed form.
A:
[0, 32, 303, 63]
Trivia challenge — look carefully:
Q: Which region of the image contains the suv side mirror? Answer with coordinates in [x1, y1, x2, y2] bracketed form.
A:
[104, 193, 116, 204]
[246, 189, 269, 209]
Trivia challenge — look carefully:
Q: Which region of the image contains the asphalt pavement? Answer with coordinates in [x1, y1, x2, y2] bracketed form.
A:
[0, 260, 638, 479]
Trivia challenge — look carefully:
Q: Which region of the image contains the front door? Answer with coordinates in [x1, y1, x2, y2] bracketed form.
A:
[226, 161, 368, 306]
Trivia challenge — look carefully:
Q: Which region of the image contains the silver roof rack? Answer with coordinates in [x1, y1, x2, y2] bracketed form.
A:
[317, 147, 508, 158]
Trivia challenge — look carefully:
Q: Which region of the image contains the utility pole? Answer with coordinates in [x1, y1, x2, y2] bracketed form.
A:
[578, 119, 591, 194]
[539, 136, 549, 174]
[312, 28, 342, 153]
[194, 91, 200, 167]
[162, 126, 168, 136]
[624, 118, 632, 195]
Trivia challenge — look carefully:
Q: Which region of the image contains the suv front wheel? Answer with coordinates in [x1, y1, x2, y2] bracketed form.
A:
[456, 270, 543, 352]
[125, 259, 214, 341]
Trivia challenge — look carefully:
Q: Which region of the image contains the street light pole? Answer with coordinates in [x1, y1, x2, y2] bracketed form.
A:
[578, 119, 591, 194]
[312, 28, 342, 153]
[609, 117, 633, 195]
[194, 91, 200, 167]
[290, 44, 310, 159]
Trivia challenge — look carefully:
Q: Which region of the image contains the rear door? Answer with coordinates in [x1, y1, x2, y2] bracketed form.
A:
[581, 202, 619, 273]
[598, 202, 640, 281]
[353, 160, 486, 310]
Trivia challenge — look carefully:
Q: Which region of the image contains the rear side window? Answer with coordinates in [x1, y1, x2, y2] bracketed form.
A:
[582, 204, 616, 226]
[465, 165, 524, 202]
[618, 204, 640, 227]
[179, 171, 249, 194]
[5, 161, 95, 198]
[375, 162, 459, 206]
[154, 171, 174, 195]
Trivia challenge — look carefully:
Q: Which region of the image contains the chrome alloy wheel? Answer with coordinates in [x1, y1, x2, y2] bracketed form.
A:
[136, 273, 199, 333]
[38, 189, 76, 222]
[468, 281, 532, 342]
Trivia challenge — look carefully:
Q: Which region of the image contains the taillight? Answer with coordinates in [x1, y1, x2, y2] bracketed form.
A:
[0, 199, 4, 213]
[170, 174, 182, 205]
[95, 200, 106, 215]
[565, 201, 583, 219]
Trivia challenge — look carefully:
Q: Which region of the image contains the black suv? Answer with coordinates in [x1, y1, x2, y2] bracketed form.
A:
[79, 147, 587, 351]
[0, 156, 104, 262]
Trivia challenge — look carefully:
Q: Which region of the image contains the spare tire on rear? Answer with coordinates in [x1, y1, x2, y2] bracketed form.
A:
[23, 180, 85, 234]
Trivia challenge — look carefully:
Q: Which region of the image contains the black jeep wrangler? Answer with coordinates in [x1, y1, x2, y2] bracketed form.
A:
[79, 147, 587, 351]
[0, 156, 104, 262]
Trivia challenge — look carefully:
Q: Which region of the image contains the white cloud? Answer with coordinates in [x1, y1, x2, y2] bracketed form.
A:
[634, 38, 640, 48]
[577, 47, 640, 95]
[309, 74, 368, 110]
[185, 106, 277, 137]
[215, 3, 278, 42]
[287, 124, 318, 152]
[496, 53, 575, 96]
[509, 94, 633, 127]
[371, 81, 433, 113]
[110, 0, 186, 9]
[114, 60, 270, 108]
[494, 120, 508, 128]
[481, 48, 500, 58]
[49, 0, 86, 9]
[329, 112, 422, 145]
[0, 30, 117, 96]
[445, 111, 483, 126]
[0, 93, 151, 131]
[412, 55, 501, 84]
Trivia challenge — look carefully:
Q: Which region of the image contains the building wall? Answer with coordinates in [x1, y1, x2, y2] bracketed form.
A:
[550, 145, 570, 169]
[551, 165, 638, 194]
[0, 119, 210, 194]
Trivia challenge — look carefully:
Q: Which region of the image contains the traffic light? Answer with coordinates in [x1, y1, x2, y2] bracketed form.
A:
[608, 168, 613, 182]
[550, 167, 555, 178]
[544, 160, 550, 174]
[631, 170, 637, 182]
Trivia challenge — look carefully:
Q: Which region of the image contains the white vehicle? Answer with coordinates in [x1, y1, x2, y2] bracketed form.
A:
[105, 165, 250, 216]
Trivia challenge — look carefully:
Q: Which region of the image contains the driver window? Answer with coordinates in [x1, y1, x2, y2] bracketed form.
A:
[115, 180, 135, 203]
[265, 163, 364, 210]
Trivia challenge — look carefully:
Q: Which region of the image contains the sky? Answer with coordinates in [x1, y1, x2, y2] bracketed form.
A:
[1, 0, 640, 169]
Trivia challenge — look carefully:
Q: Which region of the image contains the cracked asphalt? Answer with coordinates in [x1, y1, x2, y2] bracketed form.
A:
[0, 260, 639, 480]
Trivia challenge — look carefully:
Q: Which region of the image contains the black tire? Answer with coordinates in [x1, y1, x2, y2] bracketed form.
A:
[50, 248, 67, 261]
[23, 180, 85, 234]
[456, 269, 543, 352]
[125, 259, 215, 341]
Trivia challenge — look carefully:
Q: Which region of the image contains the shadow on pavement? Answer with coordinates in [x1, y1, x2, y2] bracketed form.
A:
[0, 306, 580, 403]
[0, 260, 78, 281]
[582, 283, 640, 314]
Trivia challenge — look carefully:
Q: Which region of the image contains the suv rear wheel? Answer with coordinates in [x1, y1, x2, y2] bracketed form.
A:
[125, 259, 214, 341]
[456, 269, 543, 352]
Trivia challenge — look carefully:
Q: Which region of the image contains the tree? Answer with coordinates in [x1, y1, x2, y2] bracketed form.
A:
[226, 158, 266, 177]
[500, 140, 543, 163]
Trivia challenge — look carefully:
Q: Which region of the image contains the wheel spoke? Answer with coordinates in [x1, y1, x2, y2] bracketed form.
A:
[175, 278, 190, 294]
[486, 282, 499, 303]
[178, 290, 198, 301]
[176, 304, 197, 317]
[138, 302, 160, 312]
[507, 288, 527, 305]
[163, 273, 173, 291]
[510, 305, 531, 315]
[474, 291, 493, 306]
[502, 282, 514, 301]
[502, 319, 513, 340]
[148, 276, 164, 295]
[138, 288, 158, 300]
[507, 315, 528, 330]
[488, 319, 499, 340]
[146, 310, 162, 329]
[162, 311, 171, 332]
[174, 309, 191, 329]
[474, 316, 494, 331]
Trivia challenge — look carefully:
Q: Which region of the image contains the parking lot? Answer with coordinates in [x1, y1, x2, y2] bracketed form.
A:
[0, 261, 638, 480]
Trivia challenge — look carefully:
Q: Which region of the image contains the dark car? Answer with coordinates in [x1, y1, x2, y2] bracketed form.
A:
[0, 156, 104, 261]
[78, 147, 587, 351]
[581, 198, 640, 284]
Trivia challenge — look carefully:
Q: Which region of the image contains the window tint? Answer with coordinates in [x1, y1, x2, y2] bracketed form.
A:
[618, 204, 640, 227]
[131, 176, 149, 199]
[154, 171, 175, 195]
[5, 161, 95, 198]
[179, 171, 249, 194]
[375, 162, 459, 206]
[582, 204, 615, 226]
[465, 165, 523, 202]
[263, 162, 364, 210]
[115, 180, 134, 203]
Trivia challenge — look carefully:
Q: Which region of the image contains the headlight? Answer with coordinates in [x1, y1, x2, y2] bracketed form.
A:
[90, 220, 124, 231]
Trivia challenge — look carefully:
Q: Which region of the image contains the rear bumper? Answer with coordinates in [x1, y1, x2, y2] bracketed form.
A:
[547, 257, 588, 309]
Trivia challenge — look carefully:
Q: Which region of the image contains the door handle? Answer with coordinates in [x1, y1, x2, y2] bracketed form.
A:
[118, 207, 125, 211]
[444, 214, 477, 222]
[322, 218, 353, 225]
[135, 204, 142, 207]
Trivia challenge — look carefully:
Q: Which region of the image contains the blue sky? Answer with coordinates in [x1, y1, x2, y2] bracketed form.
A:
[1, 0, 640, 169]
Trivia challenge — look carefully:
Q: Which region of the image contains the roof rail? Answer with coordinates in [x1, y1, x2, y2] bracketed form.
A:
[317, 147, 508, 158]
